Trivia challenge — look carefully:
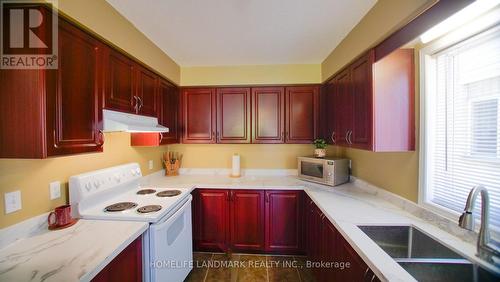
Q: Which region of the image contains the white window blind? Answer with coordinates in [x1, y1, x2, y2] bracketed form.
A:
[424, 27, 500, 228]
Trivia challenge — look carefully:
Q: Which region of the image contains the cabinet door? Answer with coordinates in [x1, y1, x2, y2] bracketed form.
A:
[324, 81, 337, 144]
[217, 88, 251, 143]
[321, 219, 339, 282]
[45, 19, 103, 156]
[92, 236, 142, 282]
[230, 190, 265, 251]
[104, 48, 135, 113]
[159, 80, 179, 144]
[136, 66, 158, 117]
[182, 88, 216, 143]
[337, 235, 370, 282]
[194, 189, 229, 251]
[285, 86, 319, 143]
[351, 52, 374, 150]
[265, 190, 303, 254]
[335, 68, 352, 146]
[252, 87, 285, 143]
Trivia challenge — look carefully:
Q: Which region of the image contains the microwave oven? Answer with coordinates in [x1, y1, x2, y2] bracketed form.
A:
[297, 156, 350, 186]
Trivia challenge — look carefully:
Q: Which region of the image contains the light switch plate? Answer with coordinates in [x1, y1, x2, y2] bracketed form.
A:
[49, 181, 61, 200]
[4, 190, 22, 214]
[148, 160, 153, 170]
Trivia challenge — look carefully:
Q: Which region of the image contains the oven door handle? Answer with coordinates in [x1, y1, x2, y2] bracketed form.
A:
[152, 195, 192, 232]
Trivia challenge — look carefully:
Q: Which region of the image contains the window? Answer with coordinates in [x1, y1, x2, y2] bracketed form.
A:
[421, 25, 500, 229]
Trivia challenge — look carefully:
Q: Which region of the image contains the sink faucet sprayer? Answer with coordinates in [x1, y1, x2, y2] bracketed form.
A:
[459, 185, 499, 265]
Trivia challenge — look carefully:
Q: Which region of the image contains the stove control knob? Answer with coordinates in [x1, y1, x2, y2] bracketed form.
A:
[85, 183, 92, 192]
[114, 174, 121, 183]
[93, 181, 100, 189]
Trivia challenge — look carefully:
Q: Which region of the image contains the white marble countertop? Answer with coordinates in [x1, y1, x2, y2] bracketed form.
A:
[0, 219, 148, 282]
[143, 170, 500, 282]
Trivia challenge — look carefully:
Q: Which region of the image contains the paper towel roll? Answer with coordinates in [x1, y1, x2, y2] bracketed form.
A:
[231, 154, 240, 177]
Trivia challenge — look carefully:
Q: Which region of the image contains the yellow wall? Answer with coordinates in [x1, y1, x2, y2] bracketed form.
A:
[57, 0, 180, 84]
[181, 64, 321, 86]
[169, 144, 313, 169]
[0, 133, 170, 228]
[321, 0, 434, 81]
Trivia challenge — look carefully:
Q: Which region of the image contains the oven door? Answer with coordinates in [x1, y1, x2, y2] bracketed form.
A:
[298, 158, 326, 184]
[149, 195, 193, 282]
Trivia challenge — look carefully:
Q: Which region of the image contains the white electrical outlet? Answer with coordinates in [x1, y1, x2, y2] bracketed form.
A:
[4, 190, 22, 214]
[148, 160, 154, 170]
[49, 181, 61, 200]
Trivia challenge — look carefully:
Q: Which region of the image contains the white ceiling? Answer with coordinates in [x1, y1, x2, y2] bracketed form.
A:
[106, 0, 377, 66]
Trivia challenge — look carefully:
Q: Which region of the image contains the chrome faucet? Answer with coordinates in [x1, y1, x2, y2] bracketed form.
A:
[459, 185, 499, 265]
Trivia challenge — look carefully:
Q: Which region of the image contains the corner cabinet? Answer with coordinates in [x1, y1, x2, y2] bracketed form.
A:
[0, 16, 104, 158]
[323, 49, 414, 151]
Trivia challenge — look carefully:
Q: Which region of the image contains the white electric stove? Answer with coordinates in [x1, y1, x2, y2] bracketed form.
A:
[69, 163, 193, 282]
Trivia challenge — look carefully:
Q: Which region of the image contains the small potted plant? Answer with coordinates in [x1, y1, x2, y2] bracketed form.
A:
[313, 138, 327, 158]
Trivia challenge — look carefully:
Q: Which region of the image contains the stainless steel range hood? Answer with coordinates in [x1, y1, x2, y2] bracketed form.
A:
[103, 109, 169, 133]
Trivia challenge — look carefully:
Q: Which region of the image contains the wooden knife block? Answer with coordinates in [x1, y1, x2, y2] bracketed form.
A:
[164, 160, 180, 176]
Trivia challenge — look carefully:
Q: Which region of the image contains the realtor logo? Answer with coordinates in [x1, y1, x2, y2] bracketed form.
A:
[0, 0, 58, 69]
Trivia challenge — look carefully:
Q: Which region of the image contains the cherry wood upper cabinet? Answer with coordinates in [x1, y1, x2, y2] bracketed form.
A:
[135, 66, 158, 117]
[159, 80, 179, 144]
[252, 87, 285, 143]
[0, 17, 103, 158]
[350, 52, 374, 150]
[324, 48, 414, 151]
[193, 189, 229, 252]
[265, 190, 303, 254]
[373, 48, 415, 151]
[285, 86, 319, 143]
[334, 68, 353, 147]
[104, 48, 136, 114]
[230, 190, 265, 252]
[216, 88, 251, 143]
[181, 88, 217, 143]
[45, 19, 104, 156]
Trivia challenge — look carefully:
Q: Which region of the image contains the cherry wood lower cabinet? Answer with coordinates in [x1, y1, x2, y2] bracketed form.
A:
[230, 190, 265, 251]
[192, 189, 303, 254]
[265, 190, 303, 253]
[305, 195, 380, 282]
[92, 236, 143, 282]
[192, 189, 230, 251]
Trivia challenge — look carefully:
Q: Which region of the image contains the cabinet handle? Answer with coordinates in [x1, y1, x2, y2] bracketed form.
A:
[133, 96, 139, 112]
[230, 190, 234, 201]
[331, 131, 336, 144]
[348, 130, 353, 145]
[226, 191, 230, 201]
[53, 130, 58, 148]
[265, 193, 269, 203]
[212, 131, 215, 141]
[345, 131, 349, 144]
[137, 96, 143, 111]
[159, 132, 163, 143]
[363, 267, 371, 281]
[97, 130, 105, 146]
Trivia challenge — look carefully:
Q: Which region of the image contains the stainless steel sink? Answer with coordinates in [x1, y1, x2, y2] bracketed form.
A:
[358, 225, 500, 282]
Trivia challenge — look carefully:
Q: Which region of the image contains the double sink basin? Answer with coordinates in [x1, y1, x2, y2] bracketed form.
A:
[358, 225, 499, 282]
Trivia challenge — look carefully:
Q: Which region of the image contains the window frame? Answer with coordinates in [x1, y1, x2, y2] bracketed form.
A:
[418, 23, 500, 224]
